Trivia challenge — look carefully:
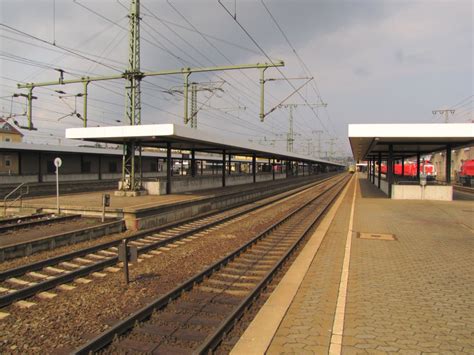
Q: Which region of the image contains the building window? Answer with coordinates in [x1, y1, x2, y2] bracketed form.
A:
[150, 162, 157, 172]
[81, 161, 91, 173]
[5, 158, 11, 167]
[109, 161, 117, 173]
[4, 137, 11, 142]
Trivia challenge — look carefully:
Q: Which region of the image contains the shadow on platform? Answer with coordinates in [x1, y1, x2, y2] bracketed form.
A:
[357, 175, 387, 199]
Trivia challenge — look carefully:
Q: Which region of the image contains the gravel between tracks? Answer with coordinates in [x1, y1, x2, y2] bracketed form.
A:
[0, 188, 315, 353]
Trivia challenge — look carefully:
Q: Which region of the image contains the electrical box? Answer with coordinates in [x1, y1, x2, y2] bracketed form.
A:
[118, 243, 138, 263]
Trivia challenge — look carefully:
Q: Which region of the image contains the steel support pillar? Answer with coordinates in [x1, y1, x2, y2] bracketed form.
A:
[378, 152, 381, 188]
[272, 158, 275, 181]
[222, 150, 226, 187]
[191, 150, 196, 177]
[228, 153, 232, 175]
[401, 157, 405, 177]
[416, 152, 421, 181]
[166, 143, 171, 194]
[252, 154, 256, 183]
[446, 144, 452, 184]
[388, 145, 393, 198]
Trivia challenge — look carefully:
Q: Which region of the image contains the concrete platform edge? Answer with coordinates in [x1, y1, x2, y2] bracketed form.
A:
[230, 175, 354, 355]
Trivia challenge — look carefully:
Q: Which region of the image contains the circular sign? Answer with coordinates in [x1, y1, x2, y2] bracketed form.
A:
[54, 157, 62, 168]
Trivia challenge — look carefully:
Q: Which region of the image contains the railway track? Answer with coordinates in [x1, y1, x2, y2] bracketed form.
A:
[0, 213, 81, 234]
[73, 174, 351, 354]
[0, 174, 343, 309]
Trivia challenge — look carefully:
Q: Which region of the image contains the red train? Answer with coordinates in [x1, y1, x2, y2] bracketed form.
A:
[379, 161, 436, 178]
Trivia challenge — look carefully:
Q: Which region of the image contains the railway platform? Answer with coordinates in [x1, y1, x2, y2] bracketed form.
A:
[17, 174, 327, 230]
[233, 174, 474, 354]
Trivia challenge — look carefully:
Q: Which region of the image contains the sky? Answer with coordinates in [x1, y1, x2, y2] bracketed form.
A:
[0, 0, 472, 159]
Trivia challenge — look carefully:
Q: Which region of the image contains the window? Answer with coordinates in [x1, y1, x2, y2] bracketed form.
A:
[4, 137, 11, 142]
[47, 160, 55, 173]
[150, 162, 157, 172]
[5, 158, 11, 167]
[109, 161, 117, 173]
[81, 161, 91, 173]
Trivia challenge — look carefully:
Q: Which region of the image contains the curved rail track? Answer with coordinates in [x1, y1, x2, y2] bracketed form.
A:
[73, 174, 351, 354]
[0, 175, 342, 309]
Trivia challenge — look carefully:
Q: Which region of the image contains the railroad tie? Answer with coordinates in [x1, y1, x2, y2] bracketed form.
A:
[87, 254, 107, 260]
[57, 284, 76, 291]
[27, 271, 54, 280]
[0, 286, 15, 294]
[14, 300, 36, 309]
[74, 257, 94, 264]
[0, 311, 10, 320]
[44, 266, 65, 274]
[5, 278, 35, 287]
[59, 262, 81, 269]
[98, 250, 116, 256]
[74, 278, 92, 284]
[149, 250, 162, 256]
[91, 272, 107, 278]
[104, 267, 120, 273]
[37, 291, 57, 300]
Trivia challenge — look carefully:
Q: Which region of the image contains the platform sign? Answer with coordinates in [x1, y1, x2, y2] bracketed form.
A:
[54, 157, 62, 168]
[54, 157, 62, 214]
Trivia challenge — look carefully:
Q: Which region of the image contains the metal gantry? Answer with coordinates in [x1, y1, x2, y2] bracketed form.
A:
[15, 0, 285, 192]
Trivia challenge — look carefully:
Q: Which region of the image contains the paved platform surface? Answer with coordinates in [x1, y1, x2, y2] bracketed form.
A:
[234, 174, 474, 354]
[21, 177, 302, 212]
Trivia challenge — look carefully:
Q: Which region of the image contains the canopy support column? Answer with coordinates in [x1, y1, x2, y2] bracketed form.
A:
[378, 152, 382, 188]
[416, 152, 421, 181]
[222, 150, 226, 187]
[166, 142, 171, 194]
[191, 149, 196, 177]
[388, 145, 394, 198]
[446, 144, 452, 184]
[252, 154, 256, 183]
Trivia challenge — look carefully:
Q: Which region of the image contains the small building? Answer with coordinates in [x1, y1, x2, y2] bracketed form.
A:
[0, 118, 23, 174]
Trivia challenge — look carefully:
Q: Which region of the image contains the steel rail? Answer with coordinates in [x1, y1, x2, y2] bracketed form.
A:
[72, 175, 349, 354]
[0, 175, 340, 307]
[0, 214, 81, 234]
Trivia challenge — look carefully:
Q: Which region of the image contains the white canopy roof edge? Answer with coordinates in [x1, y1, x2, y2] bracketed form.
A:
[66, 123, 344, 166]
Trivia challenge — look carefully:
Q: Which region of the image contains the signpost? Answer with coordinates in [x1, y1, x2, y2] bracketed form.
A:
[54, 157, 62, 214]
[102, 194, 110, 222]
[118, 239, 138, 284]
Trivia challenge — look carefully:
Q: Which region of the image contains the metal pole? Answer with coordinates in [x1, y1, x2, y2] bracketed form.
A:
[446, 144, 452, 184]
[83, 81, 89, 127]
[166, 143, 171, 194]
[388, 145, 393, 198]
[191, 150, 196, 177]
[378, 152, 382, 188]
[259, 67, 267, 121]
[272, 158, 275, 180]
[416, 152, 421, 181]
[183, 73, 191, 124]
[252, 154, 256, 183]
[222, 150, 226, 187]
[122, 239, 130, 284]
[56, 166, 60, 214]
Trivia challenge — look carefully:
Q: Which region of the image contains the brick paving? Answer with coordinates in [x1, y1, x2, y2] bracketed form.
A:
[265, 174, 473, 354]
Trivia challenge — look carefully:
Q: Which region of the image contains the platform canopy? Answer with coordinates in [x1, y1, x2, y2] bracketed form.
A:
[349, 123, 474, 161]
[66, 123, 343, 166]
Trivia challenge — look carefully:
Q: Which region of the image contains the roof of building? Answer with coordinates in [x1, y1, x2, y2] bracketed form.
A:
[348, 123, 474, 161]
[66, 123, 344, 166]
[0, 118, 24, 136]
